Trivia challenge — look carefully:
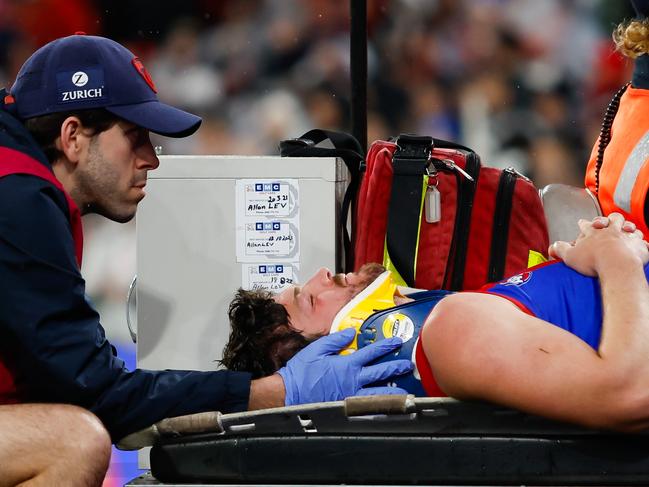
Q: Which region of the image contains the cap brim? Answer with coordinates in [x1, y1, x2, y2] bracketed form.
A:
[106, 101, 201, 138]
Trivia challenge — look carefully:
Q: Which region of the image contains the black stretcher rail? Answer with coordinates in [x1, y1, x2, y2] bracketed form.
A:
[143, 397, 649, 485]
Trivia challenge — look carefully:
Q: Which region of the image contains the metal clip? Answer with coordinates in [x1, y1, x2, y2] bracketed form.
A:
[439, 158, 474, 182]
[425, 160, 438, 178]
[504, 166, 531, 182]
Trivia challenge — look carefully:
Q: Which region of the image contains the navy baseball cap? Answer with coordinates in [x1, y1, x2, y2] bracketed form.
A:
[9, 34, 201, 137]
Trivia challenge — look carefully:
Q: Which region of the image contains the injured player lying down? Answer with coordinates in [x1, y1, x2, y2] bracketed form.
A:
[222, 213, 649, 432]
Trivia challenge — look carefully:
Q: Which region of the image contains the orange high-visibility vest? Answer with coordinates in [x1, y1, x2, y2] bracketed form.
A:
[585, 85, 649, 235]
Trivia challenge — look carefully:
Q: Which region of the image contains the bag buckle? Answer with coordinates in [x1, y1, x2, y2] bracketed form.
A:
[394, 134, 433, 161]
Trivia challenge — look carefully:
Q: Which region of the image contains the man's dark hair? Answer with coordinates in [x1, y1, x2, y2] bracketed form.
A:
[221, 288, 310, 378]
[24, 109, 121, 163]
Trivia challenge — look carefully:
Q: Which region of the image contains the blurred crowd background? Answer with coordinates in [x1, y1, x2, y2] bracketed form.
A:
[0, 0, 637, 481]
[0, 0, 635, 372]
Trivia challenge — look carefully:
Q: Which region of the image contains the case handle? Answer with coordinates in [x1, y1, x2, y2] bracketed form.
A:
[126, 275, 137, 343]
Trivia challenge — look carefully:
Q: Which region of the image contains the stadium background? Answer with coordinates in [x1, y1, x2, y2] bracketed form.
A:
[0, 0, 634, 484]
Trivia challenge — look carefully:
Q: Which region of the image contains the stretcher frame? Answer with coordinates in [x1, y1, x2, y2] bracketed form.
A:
[123, 395, 649, 485]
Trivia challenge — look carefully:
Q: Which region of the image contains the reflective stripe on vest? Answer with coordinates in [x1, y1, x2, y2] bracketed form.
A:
[614, 130, 649, 213]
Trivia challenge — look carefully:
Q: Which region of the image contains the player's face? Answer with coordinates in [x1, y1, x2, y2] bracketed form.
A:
[77, 120, 159, 222]
[274, 263, 385, 339]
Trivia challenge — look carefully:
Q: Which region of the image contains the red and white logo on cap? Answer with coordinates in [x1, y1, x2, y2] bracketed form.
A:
[131, 57, 157, 93]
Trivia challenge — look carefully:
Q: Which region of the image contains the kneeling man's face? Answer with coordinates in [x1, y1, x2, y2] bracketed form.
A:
[274, 263, 385, 340]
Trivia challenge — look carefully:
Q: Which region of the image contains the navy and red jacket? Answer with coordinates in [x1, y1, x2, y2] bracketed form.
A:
[0, 93, 251, 441]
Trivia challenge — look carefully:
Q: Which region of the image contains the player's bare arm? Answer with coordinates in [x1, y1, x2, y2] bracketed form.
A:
[421, 213, 649, 431]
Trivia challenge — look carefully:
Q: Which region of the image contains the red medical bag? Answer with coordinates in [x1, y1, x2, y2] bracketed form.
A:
[354, 135, 549, 291]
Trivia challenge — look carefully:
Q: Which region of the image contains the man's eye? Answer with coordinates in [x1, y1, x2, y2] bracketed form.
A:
[127, 129, 148, 147]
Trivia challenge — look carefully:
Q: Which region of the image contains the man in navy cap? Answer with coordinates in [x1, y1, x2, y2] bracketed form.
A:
[0, 33, 411, 480]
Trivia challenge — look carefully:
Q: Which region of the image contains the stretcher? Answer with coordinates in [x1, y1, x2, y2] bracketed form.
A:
[123, 395, 649, 486]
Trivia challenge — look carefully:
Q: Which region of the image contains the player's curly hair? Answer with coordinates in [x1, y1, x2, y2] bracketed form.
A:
[220, 288, 309, 378]
[613, 18, 649, 59]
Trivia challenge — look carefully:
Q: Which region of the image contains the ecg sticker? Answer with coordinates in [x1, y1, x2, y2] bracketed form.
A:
[236, 179, 300, 263]
[244, 221, 295, 256]
[242, 264, 296, 292]
[243, 182, 294, 217]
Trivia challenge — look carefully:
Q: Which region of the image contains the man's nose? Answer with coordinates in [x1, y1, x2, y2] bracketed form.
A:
[136, 143, 160, 170]
[315, 267, 333, 285]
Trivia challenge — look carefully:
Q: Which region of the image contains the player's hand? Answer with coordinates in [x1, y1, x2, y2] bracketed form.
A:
[278, 328, 413, 406]
[588, 215, 638, 233]
[549, 213, 649, 276]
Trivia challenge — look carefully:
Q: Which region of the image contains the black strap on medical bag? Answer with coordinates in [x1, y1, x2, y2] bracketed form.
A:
[279, 129, 364, 272]
[386, 135, 433, 287]
[386, 134, 479, 289]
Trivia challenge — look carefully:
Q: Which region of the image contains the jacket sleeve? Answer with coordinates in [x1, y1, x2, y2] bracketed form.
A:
[0, 175, 251, 441]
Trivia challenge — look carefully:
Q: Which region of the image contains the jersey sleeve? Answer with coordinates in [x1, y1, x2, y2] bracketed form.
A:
[0, 174, 251, 441]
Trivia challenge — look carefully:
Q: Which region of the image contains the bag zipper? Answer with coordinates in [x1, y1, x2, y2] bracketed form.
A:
[442, 152, 480, 290]
[487, 167, 519, 282]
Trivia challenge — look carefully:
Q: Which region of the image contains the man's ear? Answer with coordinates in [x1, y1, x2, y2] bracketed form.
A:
[56, 116, 86, 164]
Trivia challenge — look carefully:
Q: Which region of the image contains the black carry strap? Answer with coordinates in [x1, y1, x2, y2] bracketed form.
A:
[390, 134, 474, 154]
[385, 135, 432, 287]
[444, 150, 479, 291]
[487, 168, 518, 283]
[386, 134, 478, 288]
[279, 129, 364, 272]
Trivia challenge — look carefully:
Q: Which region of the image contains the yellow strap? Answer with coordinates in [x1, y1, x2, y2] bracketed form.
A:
[383, 244, 407, 286]
[527, 250, 548, 268]
[382, 175, 428, 286]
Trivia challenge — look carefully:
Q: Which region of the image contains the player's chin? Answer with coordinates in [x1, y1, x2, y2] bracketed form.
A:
[109, 209, 137, 223]
[105, 201, 138, 223]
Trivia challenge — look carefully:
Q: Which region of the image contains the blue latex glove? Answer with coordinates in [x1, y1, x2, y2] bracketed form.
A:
[278, 327, 414, 405]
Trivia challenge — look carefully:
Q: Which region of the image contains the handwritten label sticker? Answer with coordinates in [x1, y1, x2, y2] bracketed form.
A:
[236, 179, 300, 263]
[244, 221, 295, 256]
[244, 182, 294, 217]
[242, 263, 297, 292]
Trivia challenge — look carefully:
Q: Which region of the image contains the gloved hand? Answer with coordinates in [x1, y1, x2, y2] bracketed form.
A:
[278, 327, 414, 405]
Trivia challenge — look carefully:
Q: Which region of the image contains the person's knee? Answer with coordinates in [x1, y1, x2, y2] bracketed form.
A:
[42, 404, 112, 477]
[64, 406, 112, 470]
[0, 404, 111, 486]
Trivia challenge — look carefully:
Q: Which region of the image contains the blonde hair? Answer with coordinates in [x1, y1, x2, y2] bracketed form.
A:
[613, 18, 649, 58]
